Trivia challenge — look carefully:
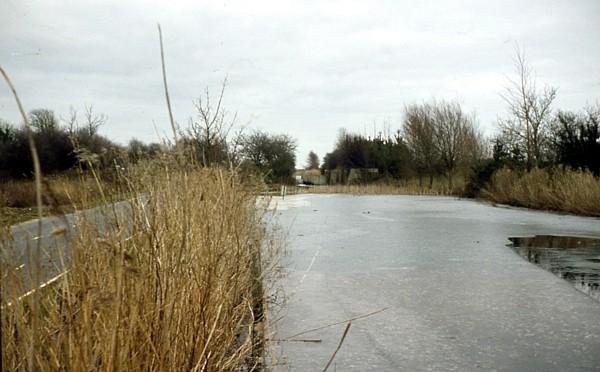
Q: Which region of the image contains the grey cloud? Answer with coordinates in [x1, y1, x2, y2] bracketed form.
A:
[1, 0, 599, 162]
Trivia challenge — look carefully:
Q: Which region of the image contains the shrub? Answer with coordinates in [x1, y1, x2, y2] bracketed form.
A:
[482, 167, 600, 216]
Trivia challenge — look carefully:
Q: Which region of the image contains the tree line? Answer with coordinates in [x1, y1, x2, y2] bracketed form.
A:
[320, 99, 598, 192]
[471, 48, 600, 196]
[321, 99, 484, 190]
[321, 48, 599, 192]
[0, 106, 124, 179]
[491, 49, 599, 175]
[179, 85, 297, 183]
[1, 96, 298, 184]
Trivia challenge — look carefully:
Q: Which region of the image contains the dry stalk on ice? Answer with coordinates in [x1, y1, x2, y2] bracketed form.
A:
[322, 322, 352, 372]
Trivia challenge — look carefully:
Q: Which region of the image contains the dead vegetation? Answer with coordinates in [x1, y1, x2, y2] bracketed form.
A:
[1, 162, 279, 370]
[1, 42, 280, 368]
[293, 176, 465, 196]
[0, 174, 123, 227]
[482, 167, 600, 216]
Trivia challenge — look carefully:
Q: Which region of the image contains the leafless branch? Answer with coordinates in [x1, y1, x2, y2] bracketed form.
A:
[498, 45, 557, 168]
[283, 307, 388, 340]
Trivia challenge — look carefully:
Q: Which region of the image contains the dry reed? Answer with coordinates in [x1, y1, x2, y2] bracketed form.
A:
[1, 163, 277, 370]
[482, 167, 600, 216]
[1, 27, 279, 369]
[0, 176, 111, 208]
[291, 177, 462, 196]
[1, 175, 122, 227]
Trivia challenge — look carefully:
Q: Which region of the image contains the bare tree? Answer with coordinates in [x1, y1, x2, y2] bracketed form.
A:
[58, 105, 117, 168]
[63, 106, 78, 137]
[29, 109, 58, 133]
[82, 105, 107, 137]
[61, 105, 107, 139]
[432, 101, 479, 190]
[188, 78, 238, 167]
[403, 103, 438, 188]
[461, 120, 486, 168]
[499, 46, 557, 169]
[62, 105, 109, 157]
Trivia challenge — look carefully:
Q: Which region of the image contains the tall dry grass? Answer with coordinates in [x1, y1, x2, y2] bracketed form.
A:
[1, 174, 123, 227]
[482, 167, 600, 216]
[1, 161, 277, 370]
[291, 176, 464, 196]
[1, 30, 278, 370]
[0, 175, 116, 209]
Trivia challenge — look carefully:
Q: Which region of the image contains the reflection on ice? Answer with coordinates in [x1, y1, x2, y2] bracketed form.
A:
[508, 235, 600, 301]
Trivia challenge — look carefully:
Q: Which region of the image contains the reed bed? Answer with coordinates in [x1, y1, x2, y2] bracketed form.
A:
[0, 174, 121, 227]
[291, 177, 463, 196]
[1, 162, 277, 370]
[482, 167, 600, 216]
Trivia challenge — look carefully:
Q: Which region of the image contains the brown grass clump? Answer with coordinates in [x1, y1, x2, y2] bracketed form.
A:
[0, 174, 123, 227]
[291, 176, 463, 196]
[0, 180, 40, 208]
[1, 163, 276, 370]
[482, 167, 600, 216]
[0, 176, 101, 208]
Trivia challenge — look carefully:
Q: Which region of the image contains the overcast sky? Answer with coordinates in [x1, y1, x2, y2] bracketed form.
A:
[1, 0, 599, 166]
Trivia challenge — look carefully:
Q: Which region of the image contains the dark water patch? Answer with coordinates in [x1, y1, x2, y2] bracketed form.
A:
[508, 235, 600, 302]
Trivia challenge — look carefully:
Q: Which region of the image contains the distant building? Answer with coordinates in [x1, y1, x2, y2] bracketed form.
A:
[295, 169, 327, 185]
[302, 174, 327, 185]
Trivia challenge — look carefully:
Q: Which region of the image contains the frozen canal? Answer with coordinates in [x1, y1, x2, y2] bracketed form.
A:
[270, 194, 600, 371]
